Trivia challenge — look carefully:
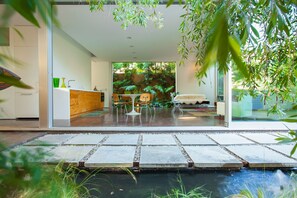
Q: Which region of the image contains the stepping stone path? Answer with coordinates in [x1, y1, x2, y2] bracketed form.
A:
[7, 132, 297, 170]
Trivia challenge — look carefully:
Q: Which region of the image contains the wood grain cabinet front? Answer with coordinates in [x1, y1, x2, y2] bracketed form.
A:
[70, 90, 104, 118]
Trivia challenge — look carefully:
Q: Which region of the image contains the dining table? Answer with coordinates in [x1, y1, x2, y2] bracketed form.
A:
[121, 94, 141, 115]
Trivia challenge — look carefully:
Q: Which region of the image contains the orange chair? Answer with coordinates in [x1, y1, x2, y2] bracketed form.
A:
[112, 93, 130, 113]
[136, 93, 153, 113]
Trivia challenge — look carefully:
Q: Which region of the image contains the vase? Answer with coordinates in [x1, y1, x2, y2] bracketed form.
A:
[61, 77, 66, 88]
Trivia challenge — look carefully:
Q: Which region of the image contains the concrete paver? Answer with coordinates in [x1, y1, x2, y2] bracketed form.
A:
[25, 134, 76, 145]
[85, 146, 136, 167]
[64, 134, 105, 145]
[267, 144, 297, 159]
[45, 145, 94, 164]
[4, 131, 297, 170]
[176, 134, 216, 145]
[140, 146, 187, 168]
[142, 134, 176, 145]
[283, 122, 297, 130]
[103, 134, 139, 145]
[183, 146, 242, 168]
[240, 133, 280, 144]
[226, 145, 297, 168]
[229, 122, 288, 130]
[208, 133, 254, 145]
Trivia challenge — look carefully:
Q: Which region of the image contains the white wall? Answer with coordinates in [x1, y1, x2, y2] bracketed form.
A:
[91, 60, 112, 107]
[0, 6, 40, 119]
[176, 60, 216, 105]
[53, 28, 92, 90]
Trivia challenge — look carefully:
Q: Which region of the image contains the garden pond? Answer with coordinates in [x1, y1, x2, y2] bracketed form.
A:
[79, 168, 297, 198]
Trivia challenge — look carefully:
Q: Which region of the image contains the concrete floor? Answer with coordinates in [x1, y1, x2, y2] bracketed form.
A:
[3, 132, 297, 170]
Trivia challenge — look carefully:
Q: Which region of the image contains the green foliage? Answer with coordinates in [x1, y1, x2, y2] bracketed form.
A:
[113, 62, 176, 107]
[0, 0, 59, 90]
[0, 73, 32, 89]
[0, 143, 98, 198]
[152, 175, 211, 198]
[2, 0, 59, 28]
[87, 0, 163, 29]
[88, 0, 297, 114]
[276, 130, 297, 156]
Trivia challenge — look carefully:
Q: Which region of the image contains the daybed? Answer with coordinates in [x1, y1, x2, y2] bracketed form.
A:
[172, 94, 210, 113]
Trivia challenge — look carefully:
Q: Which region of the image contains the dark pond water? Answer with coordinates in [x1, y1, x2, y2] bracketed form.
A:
[79, 168, 296, 198]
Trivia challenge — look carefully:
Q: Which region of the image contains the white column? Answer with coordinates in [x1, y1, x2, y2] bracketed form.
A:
[38, 23, 53, 128]
[224, 67, 232, 127]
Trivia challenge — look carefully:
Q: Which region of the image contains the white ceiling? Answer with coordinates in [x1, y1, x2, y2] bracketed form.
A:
[55, 4, 184, 62]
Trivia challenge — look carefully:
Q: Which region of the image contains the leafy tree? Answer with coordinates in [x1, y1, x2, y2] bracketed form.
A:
[88, 0, 297, 111]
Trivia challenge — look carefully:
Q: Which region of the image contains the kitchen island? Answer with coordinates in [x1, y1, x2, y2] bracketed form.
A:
[53, 88, 104, 120]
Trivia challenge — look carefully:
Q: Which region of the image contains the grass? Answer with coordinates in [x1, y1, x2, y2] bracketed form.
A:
[0, 143, 99, 198]
[151, 175, 211, 198]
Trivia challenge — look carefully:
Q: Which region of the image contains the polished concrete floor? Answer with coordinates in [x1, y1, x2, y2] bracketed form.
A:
[0, 107, 224, 129]
[62, 107, 225, 127]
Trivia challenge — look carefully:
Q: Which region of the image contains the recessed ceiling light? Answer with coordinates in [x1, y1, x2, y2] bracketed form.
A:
[127, 36, 132, 39]
[130, 45, 134, 48]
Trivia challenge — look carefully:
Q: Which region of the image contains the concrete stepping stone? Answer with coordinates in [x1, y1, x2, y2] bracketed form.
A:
[103, 134, 139, 145]
[183, 146, 242, 168]
[45, 145, 94, 164]
[240, 133, 280, 144]
[225, 145, 297, 168]
[208, 133, 254, 145]
[176, 134, 216, 145]
[25, 134, 76, 145]
[84, 146, 136, 168]
[142, 134, 176, 145]
[229, 122, 288, 130]
[4, 146, 54, 162]
[267, 144, 297, 159]
[139, 146, 187, 168]
[63, 134, 105, 145]
[283, 122, 297, 130]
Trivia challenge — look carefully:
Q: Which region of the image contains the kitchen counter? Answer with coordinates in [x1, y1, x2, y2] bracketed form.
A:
[53, 88, 104, 120]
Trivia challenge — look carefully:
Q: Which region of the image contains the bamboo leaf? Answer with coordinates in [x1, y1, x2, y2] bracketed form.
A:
[228, 36, 249, 79]
[281, 119, 297, 123]
[251, 24, 260, 38]
[5, 0, 40, 27]
[290, 144, 297, 156]
[0, 74, 32, 89]
[166, 0, 174, 7]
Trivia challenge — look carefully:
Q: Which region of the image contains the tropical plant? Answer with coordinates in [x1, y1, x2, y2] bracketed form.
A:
[0, 143, 98, 198]
[113, 62, 176, 106]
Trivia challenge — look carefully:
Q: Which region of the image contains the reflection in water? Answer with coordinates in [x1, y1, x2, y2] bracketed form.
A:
[80, 169, 296, 198]
[219, 169, 291, 197]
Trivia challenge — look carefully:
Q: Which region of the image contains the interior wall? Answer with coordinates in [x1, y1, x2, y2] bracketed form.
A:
[91, 60, 112, 107]
[53, 28, 92, 90]
[0, 6, 40, 119]
[176, 60, 216, 106]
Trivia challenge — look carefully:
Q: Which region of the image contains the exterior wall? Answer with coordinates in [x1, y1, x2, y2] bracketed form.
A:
[53, 28, 92, 90]
[91, 60, 112, 107]
[176, 60, 216, 106]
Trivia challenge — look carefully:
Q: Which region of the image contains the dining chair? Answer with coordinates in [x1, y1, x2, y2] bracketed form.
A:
[112, 93, 130, 113]
[136, 93, 153, 113]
